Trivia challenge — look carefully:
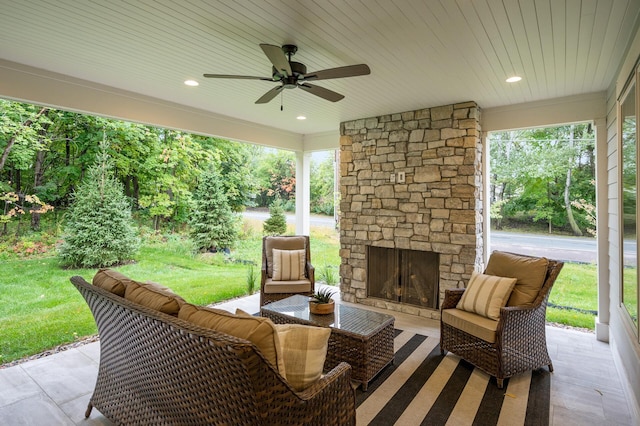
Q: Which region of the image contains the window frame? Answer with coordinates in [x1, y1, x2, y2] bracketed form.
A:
[619, 66, 640, 339]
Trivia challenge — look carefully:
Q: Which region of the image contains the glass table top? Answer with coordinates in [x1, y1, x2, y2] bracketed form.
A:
[261, 294, 394, 337]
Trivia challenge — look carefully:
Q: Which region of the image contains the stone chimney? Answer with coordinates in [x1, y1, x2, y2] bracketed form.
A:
[339, 102, 483, 319]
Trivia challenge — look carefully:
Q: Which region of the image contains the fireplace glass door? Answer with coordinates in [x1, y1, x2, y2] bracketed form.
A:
[367, 246, 439, 309]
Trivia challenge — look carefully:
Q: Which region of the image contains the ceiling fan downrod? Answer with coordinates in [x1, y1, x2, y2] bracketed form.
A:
[281, 44, 298, 61]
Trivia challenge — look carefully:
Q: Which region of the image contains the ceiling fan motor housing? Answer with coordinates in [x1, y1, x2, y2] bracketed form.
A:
[272, 61, 307, 88]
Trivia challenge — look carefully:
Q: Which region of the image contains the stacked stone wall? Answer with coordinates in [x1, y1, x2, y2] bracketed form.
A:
[339, 102, 483, 319]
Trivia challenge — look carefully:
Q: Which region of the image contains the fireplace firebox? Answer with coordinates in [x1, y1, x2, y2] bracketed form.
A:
[367, 246, 439, 309]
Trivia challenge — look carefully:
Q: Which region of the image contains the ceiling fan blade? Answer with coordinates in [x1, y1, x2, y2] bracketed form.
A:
[255, 85, 284, 104]
[203, 74, 273, 81]
[303, 64, 370, 81]
[260, 44, 292, 76]
[298, 83, 345, 102]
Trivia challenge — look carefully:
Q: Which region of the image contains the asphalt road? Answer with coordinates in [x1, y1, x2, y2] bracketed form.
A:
[243, 209, 338, 229]
[489, 231, 599, 263]
[243, 210, 627, 264]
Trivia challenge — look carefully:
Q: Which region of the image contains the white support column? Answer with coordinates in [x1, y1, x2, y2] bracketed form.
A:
[482, 131, 490, 267]
[295, 151, 311, 235]
[595, 118, 610, 342]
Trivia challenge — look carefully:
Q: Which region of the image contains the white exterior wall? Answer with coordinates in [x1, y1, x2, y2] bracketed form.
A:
[606, 23, 640, 421]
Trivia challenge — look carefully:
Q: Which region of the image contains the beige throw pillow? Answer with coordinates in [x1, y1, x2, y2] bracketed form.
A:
[92, 268, 131, 296]
[485, 251, 549, 306]
[272, 248, 306, 281]
[124, 280, 186, 315]
[456, 271, 517, 320]
[274, 323, 331, 391]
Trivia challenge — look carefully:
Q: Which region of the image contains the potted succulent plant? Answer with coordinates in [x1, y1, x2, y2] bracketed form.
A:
[309, 287, 336, 314]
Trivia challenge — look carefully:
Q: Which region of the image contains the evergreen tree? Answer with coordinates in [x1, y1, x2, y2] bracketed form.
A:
[263, 197, 287, 235]
[189, 166, 238, 252]
[58, 140, 140, 268]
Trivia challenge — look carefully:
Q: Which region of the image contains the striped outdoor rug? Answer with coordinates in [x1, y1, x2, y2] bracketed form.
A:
[356, 329, 550, 426]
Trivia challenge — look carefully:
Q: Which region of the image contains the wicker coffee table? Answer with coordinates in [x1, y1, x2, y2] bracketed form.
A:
[261, 294, 395, 390]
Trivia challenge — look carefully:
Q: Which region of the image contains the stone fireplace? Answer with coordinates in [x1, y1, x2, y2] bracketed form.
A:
[339, 102, 483, 319]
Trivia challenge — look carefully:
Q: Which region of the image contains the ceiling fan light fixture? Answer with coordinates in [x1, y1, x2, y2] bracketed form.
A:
[506, 76, 522, 83]
[184, 79, 199, 86]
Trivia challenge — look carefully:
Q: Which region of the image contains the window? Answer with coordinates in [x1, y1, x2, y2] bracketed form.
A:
[620, 71, 639, 335]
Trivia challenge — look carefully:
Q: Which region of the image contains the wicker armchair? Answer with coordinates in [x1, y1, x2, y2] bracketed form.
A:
[261, 235, 315, 306]
[71, 276, 355, 425]
[440, 251, 564, 388]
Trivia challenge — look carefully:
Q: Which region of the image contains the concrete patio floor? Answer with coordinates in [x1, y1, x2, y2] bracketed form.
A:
[0, 290, 635, 425]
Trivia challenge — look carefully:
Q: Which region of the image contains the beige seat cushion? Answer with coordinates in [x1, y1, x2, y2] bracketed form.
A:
[92, 268, 131, 296]
[179, 304, 285, 375]
[265, 236, 306, 277]
[263, 278, 313, 294]
[485, 251, 549, 307]
[456, 271, 517, 320]
[274, 323, 331, 391]
[124, 281, 186, 315]
[272, 248, 306, 280]
[442, 308, 499, 343]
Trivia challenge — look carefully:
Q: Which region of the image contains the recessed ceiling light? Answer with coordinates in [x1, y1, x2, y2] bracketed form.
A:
[184, 79, 199, 86]
[296, 115, 307, 120]
[506, 76, 522, 83]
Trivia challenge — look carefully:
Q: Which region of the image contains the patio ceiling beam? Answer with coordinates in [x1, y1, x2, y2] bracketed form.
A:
[0, 59, 303, 150]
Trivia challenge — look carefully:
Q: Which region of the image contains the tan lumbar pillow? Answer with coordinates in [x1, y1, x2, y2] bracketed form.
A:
[272, 248, 306, 281]
[484, 251, 549, 306]
[456, 271, 517, 320]
[178, 304, 285, 375]
[124, 280, 185, 315]
[274, 323, 331, 391]
[92, 268, 131, 296]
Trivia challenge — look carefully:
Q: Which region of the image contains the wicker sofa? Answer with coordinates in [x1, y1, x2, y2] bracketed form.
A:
[70, 275, 355, 425]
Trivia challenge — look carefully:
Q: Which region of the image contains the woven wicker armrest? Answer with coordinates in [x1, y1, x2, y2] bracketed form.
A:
[441, 288, 465, 309]
[299, 362, 355, 425]
[497, 301, 549, 347]
[306, 261, 315, 282]
[261, 264, 268, 284]
[296, 362, 353, 399]
[255, 362, 355, 425]
[498, 304, 540, 326]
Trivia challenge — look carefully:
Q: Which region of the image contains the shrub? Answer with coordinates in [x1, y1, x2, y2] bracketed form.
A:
[58, 141, 140, 268]
[246, 264, 258, 294]
[318, 264, 339, 285]
[263, 197, 287, 235]
[189, 166, 239, 252]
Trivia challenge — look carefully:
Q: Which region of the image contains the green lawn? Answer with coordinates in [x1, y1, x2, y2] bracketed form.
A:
[547, 262, 598, 329]
[0, 239, 252, 364]
[0, 218, 599, 365]
[0, 219, 343, 365]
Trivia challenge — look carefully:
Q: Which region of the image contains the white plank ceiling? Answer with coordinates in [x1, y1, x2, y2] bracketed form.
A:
[0, 0, 639, 136]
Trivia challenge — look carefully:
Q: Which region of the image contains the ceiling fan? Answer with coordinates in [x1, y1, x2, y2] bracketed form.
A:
[203, 44, 370, 104]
